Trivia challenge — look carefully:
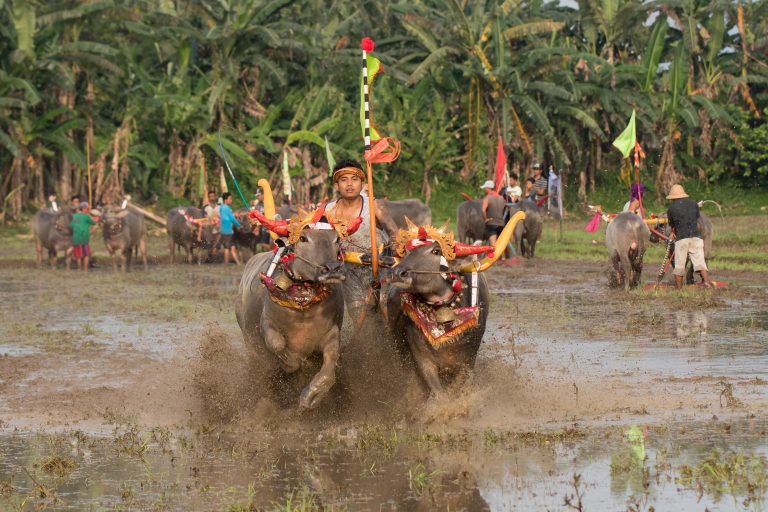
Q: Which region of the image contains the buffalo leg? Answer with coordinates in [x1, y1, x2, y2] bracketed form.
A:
[35, 241, 43, 268]
[261, 322, 301, 373]
[139, 239, 148, 270]
[300, 329, 340, 409]
[111, 250, 118, 272]
[168, 238, 176, 264]
[408, 334, 443, 396]
[49, 249, 57, 269]
[124, 247, 132, 272]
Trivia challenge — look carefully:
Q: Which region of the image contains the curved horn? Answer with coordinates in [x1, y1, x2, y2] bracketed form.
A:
[249, 209, 289, 237]
[404, 216, 418, 232]
[454, 243, 494, 258]
[458, 211, 525, 272]
[257, 178, 278, 240]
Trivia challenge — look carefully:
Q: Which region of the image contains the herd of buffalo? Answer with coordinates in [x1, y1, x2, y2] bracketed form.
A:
[27, 195, 712, 407]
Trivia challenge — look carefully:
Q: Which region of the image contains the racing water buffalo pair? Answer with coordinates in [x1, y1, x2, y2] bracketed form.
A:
[606, 212, 713, 289]
[235, 199, 523, 408]
[31, 205, 147, 271]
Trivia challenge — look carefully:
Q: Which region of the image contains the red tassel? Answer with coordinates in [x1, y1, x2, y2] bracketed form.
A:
[346, 216, 363, 235]
[361, 37, 374, 52]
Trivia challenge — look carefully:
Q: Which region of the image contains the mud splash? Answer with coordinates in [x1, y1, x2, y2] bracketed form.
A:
[1, 254, 767, 509]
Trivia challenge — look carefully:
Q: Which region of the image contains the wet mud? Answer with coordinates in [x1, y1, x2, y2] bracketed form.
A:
[1, 246, 767, 510]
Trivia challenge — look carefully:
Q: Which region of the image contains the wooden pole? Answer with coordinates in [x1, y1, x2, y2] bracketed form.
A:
[126, 202, 167, 227]
[366, 160, 378, 280]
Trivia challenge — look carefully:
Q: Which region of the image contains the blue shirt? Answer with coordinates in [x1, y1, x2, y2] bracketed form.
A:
[219, 204, 240, 235]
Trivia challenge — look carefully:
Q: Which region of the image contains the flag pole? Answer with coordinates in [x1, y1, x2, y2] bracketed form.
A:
[633, 142, 644, 218]
[362, 41, 379, 280]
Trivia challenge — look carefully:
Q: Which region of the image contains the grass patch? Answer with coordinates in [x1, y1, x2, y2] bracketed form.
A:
[677, 450, 768, 501]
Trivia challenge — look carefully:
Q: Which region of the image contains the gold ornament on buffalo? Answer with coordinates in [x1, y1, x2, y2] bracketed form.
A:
[324, 210, 358, 240]
[286, 208, 325, 245]
[274, 274, 293, 291]
[393, 217, 455, 259]
[435, 306, 456, 324]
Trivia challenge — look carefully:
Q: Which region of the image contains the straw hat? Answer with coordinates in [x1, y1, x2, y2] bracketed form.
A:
[666, 184, 688, 200]
[480, 180, 495, 190]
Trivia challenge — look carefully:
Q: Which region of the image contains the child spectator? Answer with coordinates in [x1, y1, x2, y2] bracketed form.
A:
[70, 202, 100, 272]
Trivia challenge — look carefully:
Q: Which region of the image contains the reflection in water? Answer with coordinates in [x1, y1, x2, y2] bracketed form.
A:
[675, 310, 709, 340]
[1, 420, 766, 511]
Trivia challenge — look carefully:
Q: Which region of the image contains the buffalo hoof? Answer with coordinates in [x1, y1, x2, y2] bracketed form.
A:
[299, 386, 325, 410]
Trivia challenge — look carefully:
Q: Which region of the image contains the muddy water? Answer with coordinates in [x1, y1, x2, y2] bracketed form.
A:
[1, 257, 767, 510]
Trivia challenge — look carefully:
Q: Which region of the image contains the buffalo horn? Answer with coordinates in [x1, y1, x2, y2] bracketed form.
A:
[249, 210, 289, 237]
[458, 211, 526, 272]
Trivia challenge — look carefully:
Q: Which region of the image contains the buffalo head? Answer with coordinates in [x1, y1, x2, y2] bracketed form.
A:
[389, 221, 496, 301]
[102, 208, 130, 236]
[250, 208, 362, 284]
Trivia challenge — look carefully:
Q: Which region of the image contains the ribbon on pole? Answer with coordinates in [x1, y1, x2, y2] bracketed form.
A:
[282, 150, 292, 203]
[325, 136, 336, 177]
[494, 136, 506, 192]
[217, 134, 248, 208]
[360, 37, 401, 281]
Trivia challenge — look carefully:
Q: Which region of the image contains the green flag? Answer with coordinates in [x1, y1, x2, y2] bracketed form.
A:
[325, 136, 336, 177]
[612, 110, 636, 158]
[360, 53, 382, 141]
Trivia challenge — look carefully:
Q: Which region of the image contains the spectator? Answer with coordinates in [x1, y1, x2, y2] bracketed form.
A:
[532, 163, 548, 203]
[218, 192, 242, 266]
[70, 202, 100, 272]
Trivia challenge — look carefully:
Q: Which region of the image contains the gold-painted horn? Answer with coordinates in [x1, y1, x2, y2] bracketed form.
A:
[458, 211, 526, 273]
[258, 178, 277, 240]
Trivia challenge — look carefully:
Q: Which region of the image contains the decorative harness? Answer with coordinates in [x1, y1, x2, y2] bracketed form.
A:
[251, 208, 361, 312]
[393, 221, 494, 348]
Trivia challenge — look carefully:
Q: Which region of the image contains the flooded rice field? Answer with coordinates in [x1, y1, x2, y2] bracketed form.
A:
[1, 250, 767, 510]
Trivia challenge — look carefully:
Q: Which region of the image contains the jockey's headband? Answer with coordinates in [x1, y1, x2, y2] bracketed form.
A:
[332, 166, 365, 184]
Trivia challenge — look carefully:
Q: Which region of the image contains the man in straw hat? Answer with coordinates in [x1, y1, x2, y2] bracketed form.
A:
[666, 184, 712, 288]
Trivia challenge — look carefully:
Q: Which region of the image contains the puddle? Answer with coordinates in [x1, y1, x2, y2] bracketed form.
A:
[1, 419, 766, 510]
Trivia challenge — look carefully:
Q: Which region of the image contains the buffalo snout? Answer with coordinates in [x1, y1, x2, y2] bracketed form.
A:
[317, 261, 346, 284]
[389, 266, 413, 289]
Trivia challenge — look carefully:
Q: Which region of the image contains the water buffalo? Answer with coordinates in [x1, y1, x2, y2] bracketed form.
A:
[508, 199, 543, 258]
[102, 208, 148, 271]
[235, 209, 361, 409]
[383, 216, 524, 396]
[166, 207, 216, 264]
[456, 200, 484, 243]
[233, 210, 260, 257]
[31, 207, 74, 268]
[606, 212, 650, 290]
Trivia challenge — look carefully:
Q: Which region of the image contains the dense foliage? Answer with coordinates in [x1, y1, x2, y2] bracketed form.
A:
[1, 0, 767, 222]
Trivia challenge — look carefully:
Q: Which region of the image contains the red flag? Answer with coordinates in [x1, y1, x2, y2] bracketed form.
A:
[494, 136, 506, 192]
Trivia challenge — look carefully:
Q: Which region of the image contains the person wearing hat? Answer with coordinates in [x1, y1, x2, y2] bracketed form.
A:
[666, 184, 712, 288]
[70, 202, 100, 272]
[531, 163, 548, 204]
[481, 180, 506, 246]
[326, 159, 389, 324]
